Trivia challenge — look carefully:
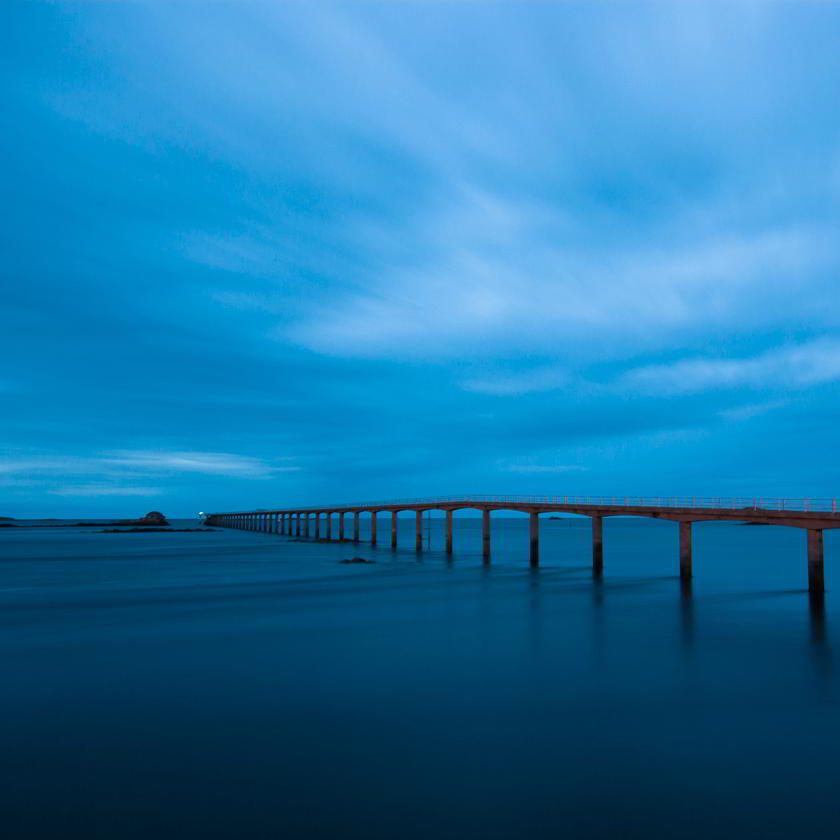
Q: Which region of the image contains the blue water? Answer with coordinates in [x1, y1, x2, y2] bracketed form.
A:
[2, 516, 838, 838]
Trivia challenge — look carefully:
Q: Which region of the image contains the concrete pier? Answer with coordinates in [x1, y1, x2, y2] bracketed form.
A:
[680, 521, 692, 579]
[529, 512, 539, 567]
[592, 515, 603, 577]
[808, 529, 825, 593]
[210, 496, 839, 590]
[416, 510, 423, 551]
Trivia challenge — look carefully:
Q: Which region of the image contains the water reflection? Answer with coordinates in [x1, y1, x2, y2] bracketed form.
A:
[808, 591, 832, 694]
[809, 591, 827, 646]
[680, 577, 695, 651]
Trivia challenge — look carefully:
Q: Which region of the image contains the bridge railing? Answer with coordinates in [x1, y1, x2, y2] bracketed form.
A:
[242, 495, 839, 514]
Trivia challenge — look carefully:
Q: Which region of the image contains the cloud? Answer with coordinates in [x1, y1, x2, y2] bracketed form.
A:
[719, 400, 789, 421]
[105, 450, 294, 478]
[0, 451, 297, 481]
[463, 366, 569, 396]
[501, 463, 589, 474]
[50, 485, 163, 497]
[282, 183, 837, 361]
[620, 338, 840, 395]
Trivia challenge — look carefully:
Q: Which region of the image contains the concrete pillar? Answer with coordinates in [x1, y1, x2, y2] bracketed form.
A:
[353, 512, 360, 542]
[315, 513, 320, 539]
[529, 512, 539, 568]
[295, 513, 300, 537]
[680, 521, 692, 580]
[446, 510, 453, 553]
[326, 513, 332, 540]
[303, 514, 308, 538]
[416, 510, 423, 551]
[391, 511, 398, 549]
[339, 512, 345, 541]
[371, 512, 377, 545]
[592, 515, 603, 577]
[482, 509, 491, 559]
[808, 529, 825, 593]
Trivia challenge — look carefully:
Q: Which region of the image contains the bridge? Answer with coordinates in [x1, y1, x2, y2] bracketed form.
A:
[206, 495, 839, 592]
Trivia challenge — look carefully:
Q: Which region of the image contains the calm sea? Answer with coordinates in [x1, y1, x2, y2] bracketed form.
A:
[1, 516, 838, 838]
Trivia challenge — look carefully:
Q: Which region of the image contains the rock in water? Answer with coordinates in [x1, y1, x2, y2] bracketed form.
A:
[339, 557, 376, 564]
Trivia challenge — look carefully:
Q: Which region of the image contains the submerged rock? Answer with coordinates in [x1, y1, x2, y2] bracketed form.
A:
[339, 557, 376, 564]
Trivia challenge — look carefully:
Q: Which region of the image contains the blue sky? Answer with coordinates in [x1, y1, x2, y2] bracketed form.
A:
[3, 1, 840, 516]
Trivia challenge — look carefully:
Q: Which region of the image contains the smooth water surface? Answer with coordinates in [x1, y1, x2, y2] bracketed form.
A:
[2, 517, 838, 838]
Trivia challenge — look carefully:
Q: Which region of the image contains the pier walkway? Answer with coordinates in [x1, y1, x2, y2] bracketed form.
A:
[206, 495, 839, 592]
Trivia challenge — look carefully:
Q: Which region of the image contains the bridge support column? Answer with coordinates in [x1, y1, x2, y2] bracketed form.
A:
[339, 513, 345, 541]
[353, 512, 360, 542]
[529, 513, 539, 567]
[592, 516, 603, 577]
[295, 513, 300, 537]
[680, 522, 692, 579]
[392, 512, 398, 549]
[315, 513, 320, 539]
[416, 511, 423, 551]
[482, 509, 491, 559]
[808, 529, 825, 593]
[371, 512, 377, 545]
[445, 510, 453, 553]
[326, 513, 332, 541]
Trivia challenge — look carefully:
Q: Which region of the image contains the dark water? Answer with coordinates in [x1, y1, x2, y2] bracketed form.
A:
[2, 516, 838, 838]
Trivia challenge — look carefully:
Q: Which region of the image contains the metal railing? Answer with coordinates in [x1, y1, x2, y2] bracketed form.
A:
[222, 495, 839, 515]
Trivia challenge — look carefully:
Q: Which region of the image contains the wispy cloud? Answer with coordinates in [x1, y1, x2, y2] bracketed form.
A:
[499, 460, 588, 474]
[50, 485, 163, 497]
[0, 451, 297, 481]
[463, 366, 569, 396]
[620, 338, 840, 395]
[719, 400, 789, 422]
[105, 450, 295, 478]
